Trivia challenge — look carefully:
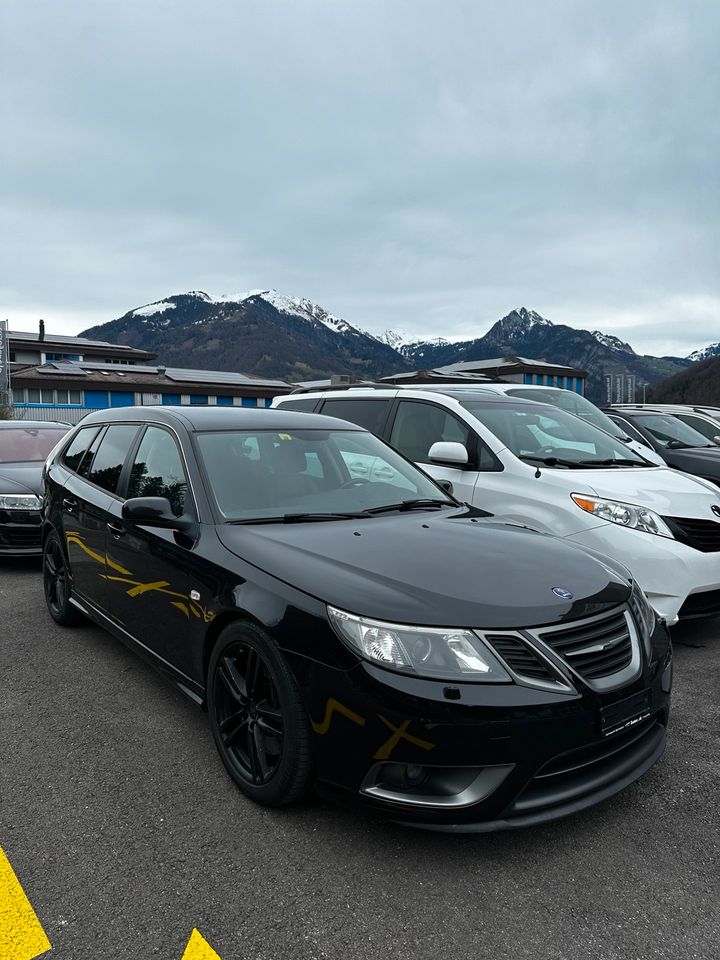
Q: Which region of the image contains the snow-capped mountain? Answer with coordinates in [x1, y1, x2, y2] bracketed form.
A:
[83, 289, 405, 382]
[687, 342, 720, 363]
[591, 331, 635, 354]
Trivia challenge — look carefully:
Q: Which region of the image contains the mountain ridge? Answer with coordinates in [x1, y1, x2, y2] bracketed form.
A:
[81, 294, 702, 403]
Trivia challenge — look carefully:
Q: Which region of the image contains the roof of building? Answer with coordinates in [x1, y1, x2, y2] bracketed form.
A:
[434, 355, 586, 376]
[9, 329, 154, 357]
[11, 360, 289, 393]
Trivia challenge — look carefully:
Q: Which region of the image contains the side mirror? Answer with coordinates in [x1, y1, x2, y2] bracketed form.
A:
[122, 496, 194, 531]
[714, 436, 720, 446]
[428, 441, 469, 466]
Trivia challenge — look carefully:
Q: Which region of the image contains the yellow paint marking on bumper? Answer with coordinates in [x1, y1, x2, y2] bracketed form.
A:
[181, 929, 222, 959]
[0, 848, 51, 960]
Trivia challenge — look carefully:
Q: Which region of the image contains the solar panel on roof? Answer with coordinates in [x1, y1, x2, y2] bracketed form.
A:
[37, 363, 87, 376]
[165, 368, 287, 387]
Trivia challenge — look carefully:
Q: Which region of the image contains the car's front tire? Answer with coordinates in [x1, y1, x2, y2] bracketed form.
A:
[43, 530, 84, 627]
[207, 621, 314, 806]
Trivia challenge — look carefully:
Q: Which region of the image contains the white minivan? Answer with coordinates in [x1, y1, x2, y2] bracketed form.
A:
[273, 386, 720, 624]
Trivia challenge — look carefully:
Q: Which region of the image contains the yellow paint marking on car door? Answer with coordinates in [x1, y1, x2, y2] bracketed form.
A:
[0, 848, 51, 960]
[181, 928, 222, 959]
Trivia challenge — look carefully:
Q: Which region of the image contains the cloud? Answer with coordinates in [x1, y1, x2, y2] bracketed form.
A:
[1, 0, 718, 357]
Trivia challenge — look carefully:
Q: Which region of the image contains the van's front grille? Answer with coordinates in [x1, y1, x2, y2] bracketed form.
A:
[533, 609, 633, 681]
[665, 516, 720, 552]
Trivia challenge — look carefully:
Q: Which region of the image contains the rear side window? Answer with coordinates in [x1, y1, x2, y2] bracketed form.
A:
[320, 399, 391, 435]
[127, 426, 189, 517]
[63, 427, 100, 472]
[276, 398, 320, 412]
[84, 424, 139, 494]
[389, 401, 472, 464]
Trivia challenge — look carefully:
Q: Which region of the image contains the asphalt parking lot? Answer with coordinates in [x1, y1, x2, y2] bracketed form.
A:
[1, 561, 719, 960]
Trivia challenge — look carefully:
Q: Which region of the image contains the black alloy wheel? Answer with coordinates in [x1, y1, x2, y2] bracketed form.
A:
[208, 622, 313, 806]
[43, 531, 84, 626]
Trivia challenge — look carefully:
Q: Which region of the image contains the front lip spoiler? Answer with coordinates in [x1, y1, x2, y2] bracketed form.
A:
[393, 724, 667, 833]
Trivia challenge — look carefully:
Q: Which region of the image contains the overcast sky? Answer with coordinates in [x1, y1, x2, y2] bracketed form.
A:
[1, 0, 718, 356]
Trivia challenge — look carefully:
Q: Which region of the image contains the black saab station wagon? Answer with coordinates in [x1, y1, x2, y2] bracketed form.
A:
[42, 407, 672, 830]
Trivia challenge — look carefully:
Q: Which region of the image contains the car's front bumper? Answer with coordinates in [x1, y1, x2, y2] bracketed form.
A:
[565, 523, 720, 624]
[0, 510, 43, 556]
[289, 622, 672, 831]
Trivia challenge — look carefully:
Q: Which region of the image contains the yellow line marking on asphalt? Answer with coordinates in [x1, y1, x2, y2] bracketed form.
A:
[0, 848, 51, 960]
[181, 929, 222, 959]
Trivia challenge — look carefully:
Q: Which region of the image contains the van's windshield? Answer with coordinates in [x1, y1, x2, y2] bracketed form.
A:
[458, 401, 653, 468]
[503, 388, 628, 439]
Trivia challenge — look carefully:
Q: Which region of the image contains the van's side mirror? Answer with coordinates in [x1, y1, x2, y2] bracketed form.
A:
[428, 442, 469, 466]
[122, 497, 194, 532]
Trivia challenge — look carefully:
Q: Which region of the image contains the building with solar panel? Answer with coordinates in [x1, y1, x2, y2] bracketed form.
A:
[7, 323, 290, 422]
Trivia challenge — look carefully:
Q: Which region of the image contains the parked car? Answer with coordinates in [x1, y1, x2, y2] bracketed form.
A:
[274, 387, 720, 622]
[432, 384, 666, 465]
[606, 409, 720, 487]
[0, 419, 70, 556]
[42, 406, 670, 830]
[611, 404, 720, 446]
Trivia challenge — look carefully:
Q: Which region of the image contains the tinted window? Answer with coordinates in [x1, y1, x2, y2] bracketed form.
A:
[675, 414, 720, 444]
[321, 399, 390, 435]
[633, 414, 713, 448]
[390, 401, 471, 464]
[277, 398, 319, 412]
[84, 424, 139, 493]
[0, 427, 68, 463]
[63, 427, 100, 472]
[127, 426, 188, 516]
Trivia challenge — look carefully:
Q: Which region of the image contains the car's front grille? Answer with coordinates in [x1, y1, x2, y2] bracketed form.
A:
[534, 609, 633, 681]
[665, 516, 720, 552]
[507, 717, 665, 819]
[484, 634, 558, 683]
[0, 525, 42, 548]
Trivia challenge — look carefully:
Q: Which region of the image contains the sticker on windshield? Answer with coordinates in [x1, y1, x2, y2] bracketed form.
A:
[277, 433, 294, 441]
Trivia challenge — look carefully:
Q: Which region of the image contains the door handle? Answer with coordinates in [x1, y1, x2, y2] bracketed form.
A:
[63, 497, 78, 512]
[107, 522, 126, 539]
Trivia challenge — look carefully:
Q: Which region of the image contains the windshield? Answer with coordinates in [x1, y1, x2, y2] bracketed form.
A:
[633, 414, 715, 448]
[196, 428, 454, 521]
[458, 401, 649, 466]
[503, 388, 628, 439]
[0, 427, 68, 463]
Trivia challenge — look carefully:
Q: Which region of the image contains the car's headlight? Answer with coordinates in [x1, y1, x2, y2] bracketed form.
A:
[571, 494, 674, 538]
[327, 606, 511, 682]
[0, 494, 41, 511]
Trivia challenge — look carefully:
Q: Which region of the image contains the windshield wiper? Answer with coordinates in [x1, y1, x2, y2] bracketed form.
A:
[365, 498, 454, 514]
[228, 511, 373, 525]
[573, 458, 649, 467]
[519, 455, 589, 469]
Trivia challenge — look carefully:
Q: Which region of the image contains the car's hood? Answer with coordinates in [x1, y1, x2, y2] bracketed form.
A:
[663, 447, 720, 479]
[218, 511, 630, 629]
[0, 464, 42, 496]
[538, 465, 719, 518]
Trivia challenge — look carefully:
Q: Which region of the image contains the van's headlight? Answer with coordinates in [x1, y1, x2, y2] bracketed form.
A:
[571, 494, 674, 538]
[0, 494, 41, 511]
[327, 606, 511, 682]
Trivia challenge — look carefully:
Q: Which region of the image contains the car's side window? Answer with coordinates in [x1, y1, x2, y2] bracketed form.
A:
[276, 398, 320, 412]
[389, 401, 472, 464]
[320, 399, 391, 436]
[62, 427, 101, 473]
[127, 426, 189, 517]
[83, 424, 139, 494]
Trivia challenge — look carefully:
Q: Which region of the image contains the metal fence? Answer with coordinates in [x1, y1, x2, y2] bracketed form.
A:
[7, 405, 103, 425]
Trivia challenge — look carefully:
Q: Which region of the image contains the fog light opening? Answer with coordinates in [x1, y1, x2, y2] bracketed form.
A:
[360, 762, 515, 809]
